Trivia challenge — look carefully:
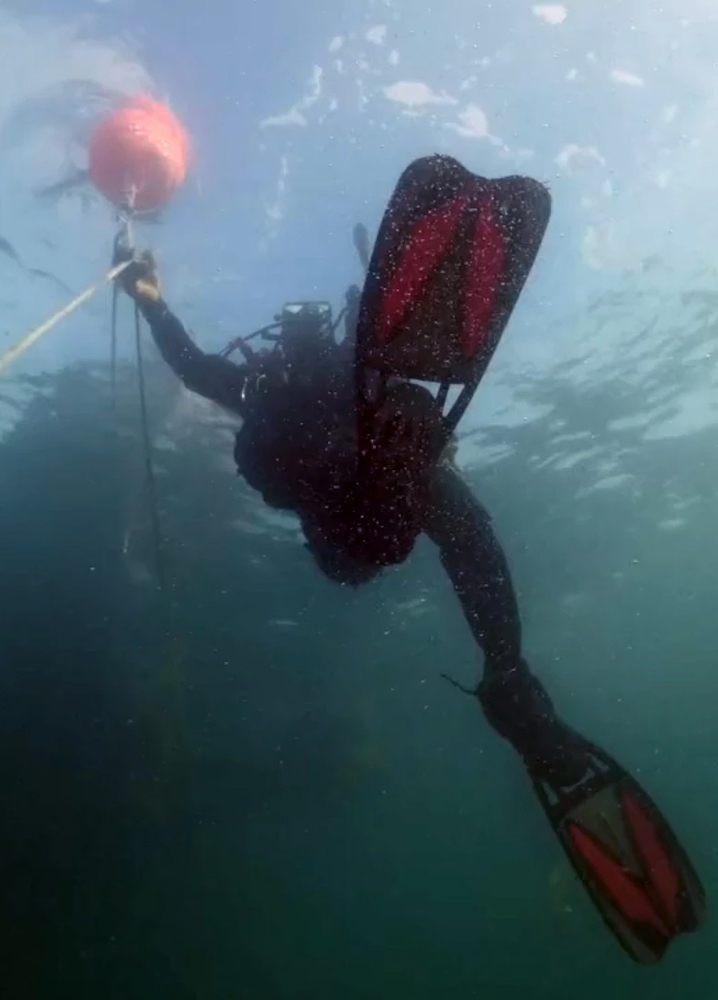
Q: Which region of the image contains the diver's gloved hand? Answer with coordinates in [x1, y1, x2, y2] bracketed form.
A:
[112, 236, 161, 303]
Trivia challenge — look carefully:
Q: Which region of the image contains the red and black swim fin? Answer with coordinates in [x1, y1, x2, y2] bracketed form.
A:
[530, 739, 706, 964]
[354, 154, 551, 437]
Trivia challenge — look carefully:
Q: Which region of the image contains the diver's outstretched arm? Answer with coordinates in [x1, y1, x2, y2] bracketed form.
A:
[116, 248, 248, 416]
[425, 462, 522, 680]
[138, 297, 248, 415]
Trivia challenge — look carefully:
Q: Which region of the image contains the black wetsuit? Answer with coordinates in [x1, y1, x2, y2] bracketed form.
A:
[135, 294, 586, 781]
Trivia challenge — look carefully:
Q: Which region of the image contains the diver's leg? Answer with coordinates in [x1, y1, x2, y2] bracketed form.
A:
[428, 465, 591, 785]
[469, 495, 707, 961]
[428, 463, 524, 677]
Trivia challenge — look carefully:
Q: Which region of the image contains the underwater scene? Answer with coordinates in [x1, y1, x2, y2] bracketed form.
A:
[0, 0, 717, 996]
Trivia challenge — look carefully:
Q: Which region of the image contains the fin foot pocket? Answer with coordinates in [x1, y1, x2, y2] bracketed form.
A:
[478, 665, 592, 787]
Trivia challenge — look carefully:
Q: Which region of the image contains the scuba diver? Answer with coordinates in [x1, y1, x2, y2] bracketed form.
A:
[114, 154, 705, 963]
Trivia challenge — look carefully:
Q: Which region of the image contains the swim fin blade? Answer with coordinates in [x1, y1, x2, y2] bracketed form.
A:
[353, 155, 551, 453]
[529, 738, 706, 963]
[355, 154, 551, 386]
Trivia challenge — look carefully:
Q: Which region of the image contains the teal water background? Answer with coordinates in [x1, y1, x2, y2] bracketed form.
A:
[1, 0, 718, 995]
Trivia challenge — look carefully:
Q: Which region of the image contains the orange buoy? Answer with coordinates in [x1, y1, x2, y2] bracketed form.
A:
[88, 96, 189, 214]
